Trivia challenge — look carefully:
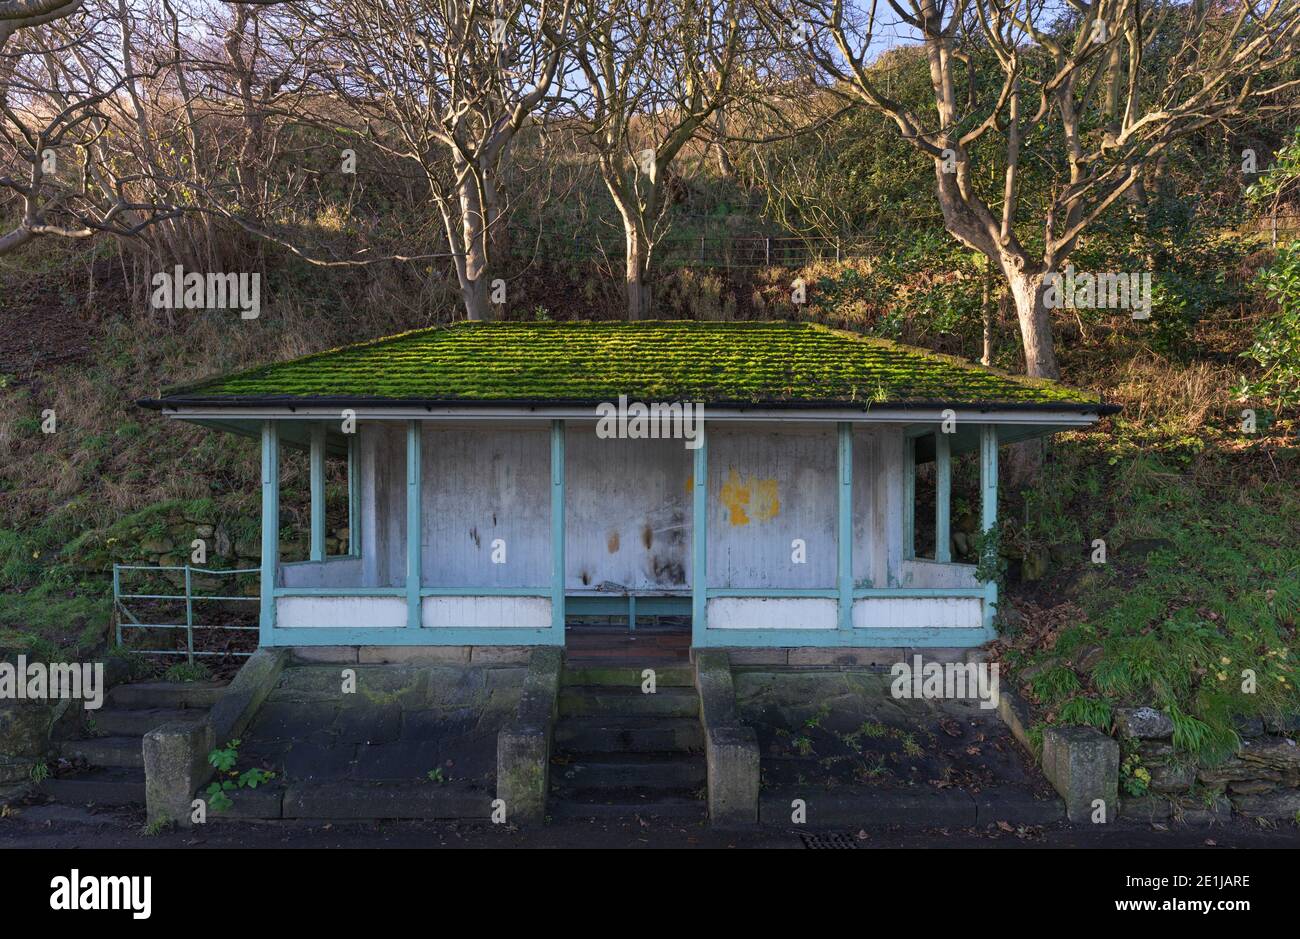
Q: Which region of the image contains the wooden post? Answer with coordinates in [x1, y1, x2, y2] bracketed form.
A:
[692, 425, 708, 643]
[980, 425, 998, 635]
[551, 420, 566, 636]
[406, 420, 422, 629]
[309, 423, 326, 562]
[837, 422, 853, 631]
[902, 435, 915, 560]
[346, 433, 358, 556]
[259, 421, 279, 644]
[935, 430, 951, 563]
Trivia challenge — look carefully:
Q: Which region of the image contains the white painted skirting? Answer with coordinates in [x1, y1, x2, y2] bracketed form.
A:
[421, 595, 551, 629]
[275, 594, 552, 629]
[852, 597, 982, 629]
[276, 596, 406, 629]
[706, 597, 838, 630]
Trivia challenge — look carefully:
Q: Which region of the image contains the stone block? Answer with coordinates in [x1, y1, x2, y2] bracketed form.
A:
[704, 723, 760, 827]
[495, 647, 562, 825]
[696, 651, 759, 827]
[1230, 788, 1300, 819]
[723, 649, 788, 666]
[144, 719, 214, 828]
[996, 690, 1034, 753]
[786, 648, 901, 668]
[208, 648, 288, 743]
[358, 646, 471, 665]
[290, 646, 358, 664]
[1113, 707, 1174, 740]
[1042, 726, 1119, 823]
[469, 646, 532, 665]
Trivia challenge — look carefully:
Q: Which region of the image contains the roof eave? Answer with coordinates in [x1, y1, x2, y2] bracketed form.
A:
[139, 395, 1120, 416]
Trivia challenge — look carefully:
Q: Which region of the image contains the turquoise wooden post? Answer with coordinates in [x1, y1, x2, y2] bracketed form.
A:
[346, 433, 358, 556]
[837, 422, 853, 631]
[259, 421, 279, 644]
[551, 420, 566, 636]
[980, 424, 998, 635]
[406, 420, 422, 629]
[309, 423, 326, 561]
[902, 435, 915, 560]
[691, 425, 708, 643]
[935, 430, 951, 563]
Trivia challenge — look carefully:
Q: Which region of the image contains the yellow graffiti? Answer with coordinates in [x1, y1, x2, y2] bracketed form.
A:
[720, 468, 780, 526]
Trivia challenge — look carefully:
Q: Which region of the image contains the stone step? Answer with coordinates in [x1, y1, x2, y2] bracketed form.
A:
[554, 717, 703, 754]
[558, 685, 699, 719]
[551, 754, 707, 791]
[91, 707, 207, 737]
[281, 781, 494, 820]
[60, 736, 143, 769]
[107, 681, 226, 710]
[561, 665, 695, 688]
[549, 793, 708, 821]
[41, 769, 145, 806]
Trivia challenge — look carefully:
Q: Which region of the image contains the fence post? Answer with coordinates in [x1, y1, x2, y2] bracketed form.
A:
[113, 565, 122, 649]
[764, 237, 770, 266]
[184, 565, 194, 665]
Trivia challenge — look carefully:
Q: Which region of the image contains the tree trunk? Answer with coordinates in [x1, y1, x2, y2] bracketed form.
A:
[1005, 270, 1060, 379]
[460, 275, 489, 322]
[624, 222, 651, 320]
[980, 260, 993, 366]
[457, 172, 494, 322]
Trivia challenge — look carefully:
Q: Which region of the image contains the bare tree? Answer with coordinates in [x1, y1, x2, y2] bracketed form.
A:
[0, 0, 183, 257]
[288, 0, 573, 321]
[768, 0, 1300, 378]
[570, 0, 744, 319]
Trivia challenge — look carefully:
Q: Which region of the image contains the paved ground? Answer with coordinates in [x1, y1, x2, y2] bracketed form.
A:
[2, 802, 1296, 849]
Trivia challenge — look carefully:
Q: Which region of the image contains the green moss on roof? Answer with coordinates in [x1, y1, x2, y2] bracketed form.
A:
[160, 321, 1102, 409]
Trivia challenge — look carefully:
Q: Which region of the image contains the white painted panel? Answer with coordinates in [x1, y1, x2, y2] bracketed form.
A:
[276, 596, 406, 628]
[280, 557, 364, 588]
[852, 597, 982, 629]
[565, 425, 692, 591]
[363, 423, 406, 587]
[706, 597, 837, 630]
[422, 424, 550, 588]
[421, 596, 551, 629]
[850, 426, 877, 587]
[708, 424, 836, 589]
[899, 559, 980, 589]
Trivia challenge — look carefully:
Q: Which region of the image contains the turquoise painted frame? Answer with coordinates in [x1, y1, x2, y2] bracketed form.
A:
[309, 423, 326, 561]
[691, 424, 707, 645]
[902, 434, 915, 560]
[405, 420, 421, 628]
[346, 432, 359, 557]
[837, 422, 853, 630]
[935, 430, 951, 563]
[259, 420, 279, 644]
[257, 417, 998, 649]
[980, 423, 998, 638]
[551, 419, 566, 637]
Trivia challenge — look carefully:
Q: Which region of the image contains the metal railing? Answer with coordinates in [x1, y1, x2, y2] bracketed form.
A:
[112, 564, 260, 662]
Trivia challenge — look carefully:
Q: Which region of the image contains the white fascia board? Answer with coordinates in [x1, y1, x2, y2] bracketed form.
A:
[162, 405, 1101, 427]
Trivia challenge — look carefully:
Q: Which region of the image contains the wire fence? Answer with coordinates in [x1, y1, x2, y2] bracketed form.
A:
[113, 564, 260, 663]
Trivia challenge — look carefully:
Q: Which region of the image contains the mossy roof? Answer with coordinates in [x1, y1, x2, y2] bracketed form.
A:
[149, 321, 1113, 412]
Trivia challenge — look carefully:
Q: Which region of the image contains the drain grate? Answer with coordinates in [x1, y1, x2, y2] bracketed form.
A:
[799, 832, 862, 850]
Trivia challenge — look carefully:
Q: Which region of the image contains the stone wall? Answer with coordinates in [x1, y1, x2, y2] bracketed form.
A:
[1116, 706, 1300, 819]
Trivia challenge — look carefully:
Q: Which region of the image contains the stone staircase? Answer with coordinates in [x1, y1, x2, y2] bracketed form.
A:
[43, 681, 224, 807]
[550, 665, 706, 820]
